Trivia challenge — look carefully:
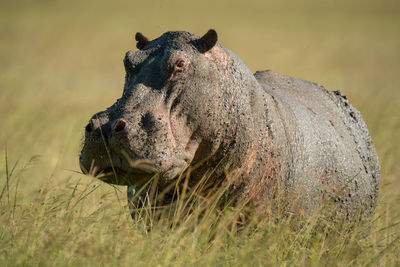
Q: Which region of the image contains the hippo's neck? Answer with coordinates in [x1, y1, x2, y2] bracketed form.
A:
[199, 46, 283, 206]
[226, 82, 281, 206]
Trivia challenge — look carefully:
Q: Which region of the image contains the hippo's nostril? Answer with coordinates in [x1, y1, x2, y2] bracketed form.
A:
[113, 119, 126, 133]
[85, 123, 92, 133]
[86, 118, 101, 133]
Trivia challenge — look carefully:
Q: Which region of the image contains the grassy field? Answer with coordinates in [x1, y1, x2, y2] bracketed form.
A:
[1, 0, 399, 265]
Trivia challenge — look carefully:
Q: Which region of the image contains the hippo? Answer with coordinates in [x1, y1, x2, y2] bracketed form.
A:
[79, 29, 380, 220]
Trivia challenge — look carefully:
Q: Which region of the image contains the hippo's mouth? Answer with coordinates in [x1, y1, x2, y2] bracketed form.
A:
[91, 166, 156, 186]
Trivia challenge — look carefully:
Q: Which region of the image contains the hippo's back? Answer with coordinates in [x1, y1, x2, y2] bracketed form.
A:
[254, 70, 380, 218]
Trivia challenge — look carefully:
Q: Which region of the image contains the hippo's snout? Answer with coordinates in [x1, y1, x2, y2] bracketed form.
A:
[80, 113, 134, 183]
[79, 105, 190, 186]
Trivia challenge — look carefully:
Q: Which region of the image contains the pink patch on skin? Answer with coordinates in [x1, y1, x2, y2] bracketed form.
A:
[237, 136, 280, 210]
[204, 45, 231, 73]
[168, 64, 179, 82]
[244, 146, 257, 175]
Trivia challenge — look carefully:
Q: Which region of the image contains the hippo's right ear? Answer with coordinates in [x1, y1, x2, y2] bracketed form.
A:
[198, 29, 218, 53]
[135, 32, 149, 50]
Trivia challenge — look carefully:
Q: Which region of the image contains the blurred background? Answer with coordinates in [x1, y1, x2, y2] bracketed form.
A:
[0, 0, 399, 204]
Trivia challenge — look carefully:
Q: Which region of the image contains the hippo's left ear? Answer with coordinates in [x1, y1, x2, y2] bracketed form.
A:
[198, 29, 218, 53]
[135, 32, 149, 50]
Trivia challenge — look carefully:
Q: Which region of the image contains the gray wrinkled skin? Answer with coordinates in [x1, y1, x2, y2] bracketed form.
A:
[79, 30, 380, 220]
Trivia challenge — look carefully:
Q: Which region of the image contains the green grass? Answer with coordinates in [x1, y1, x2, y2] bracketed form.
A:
[1, 0, 399, 265]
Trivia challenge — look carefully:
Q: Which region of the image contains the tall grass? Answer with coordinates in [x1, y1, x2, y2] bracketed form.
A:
[0, 155, 399, 266]
[1, 0, 399, 265]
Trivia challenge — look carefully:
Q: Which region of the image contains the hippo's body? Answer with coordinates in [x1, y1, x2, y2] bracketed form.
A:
[80, 30, 380, 220]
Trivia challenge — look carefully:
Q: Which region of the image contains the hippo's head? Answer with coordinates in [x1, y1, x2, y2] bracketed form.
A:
[79, 30, 259, 186]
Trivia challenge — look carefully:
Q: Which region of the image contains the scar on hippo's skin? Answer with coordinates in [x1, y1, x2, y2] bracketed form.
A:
[168, 110, 178, 141]
[228, 92, 238, 111]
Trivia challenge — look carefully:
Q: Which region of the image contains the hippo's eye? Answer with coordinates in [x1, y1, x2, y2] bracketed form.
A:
[175, 58, 186, 70]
